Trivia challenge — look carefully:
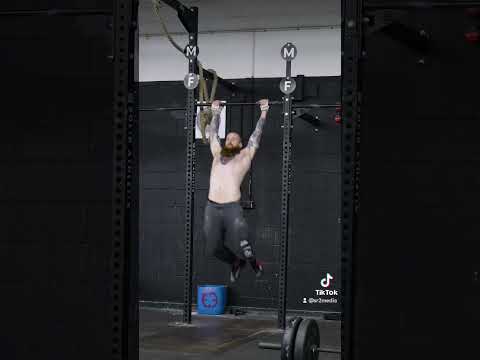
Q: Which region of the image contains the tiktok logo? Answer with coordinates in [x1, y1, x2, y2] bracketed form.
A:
[321, 273, 334, 288]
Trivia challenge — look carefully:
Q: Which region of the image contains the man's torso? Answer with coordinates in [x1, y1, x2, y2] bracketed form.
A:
[208, 151, 251, 203]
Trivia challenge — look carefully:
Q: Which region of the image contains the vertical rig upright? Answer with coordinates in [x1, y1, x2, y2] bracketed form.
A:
[278, 43, 297, 330]
[126, 0, 140, 358]
[158, 0, 200, 325]
[112, 0, 136, 358]
[183, 7, 198, 324]
[340, 0, 363, 359]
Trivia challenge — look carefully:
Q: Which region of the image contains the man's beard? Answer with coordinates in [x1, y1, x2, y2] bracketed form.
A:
[220, 145, 241, 158]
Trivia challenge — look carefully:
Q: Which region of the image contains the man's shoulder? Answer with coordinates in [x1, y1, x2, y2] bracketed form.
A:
[239, 148, 253, 161]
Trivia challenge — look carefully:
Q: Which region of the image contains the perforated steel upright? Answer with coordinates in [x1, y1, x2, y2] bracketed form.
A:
[112, 0, 136, 358]
[183, 7, 199, 324]
[340, 0, 363, 359]
[278, 59, 294, 330]
[126, 1, 140, 358]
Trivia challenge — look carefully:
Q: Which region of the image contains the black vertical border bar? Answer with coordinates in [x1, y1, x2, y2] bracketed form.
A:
[341, 0, 363, 359]
[183, 6, 199, 324]
[126, 0, 139, 359]
[112, 0, 135, 358]
[278, 61, 293, 330]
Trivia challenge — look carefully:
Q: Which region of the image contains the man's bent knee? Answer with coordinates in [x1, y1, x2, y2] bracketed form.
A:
[240, 239, 254, 259]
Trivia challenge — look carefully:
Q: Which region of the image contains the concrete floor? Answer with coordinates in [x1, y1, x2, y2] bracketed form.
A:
[140, 307, 341, 360]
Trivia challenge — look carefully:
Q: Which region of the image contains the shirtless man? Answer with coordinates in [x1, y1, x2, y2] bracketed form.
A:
[202, 99, 269, 282]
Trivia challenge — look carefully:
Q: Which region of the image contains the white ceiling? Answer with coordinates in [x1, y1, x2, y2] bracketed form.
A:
[139, 0, 341, 35]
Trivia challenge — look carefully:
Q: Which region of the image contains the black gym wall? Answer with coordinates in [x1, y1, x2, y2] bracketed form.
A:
[349, 7, 480, 360]
[139, 76, 342, 313]
[1, 1, 138, 359]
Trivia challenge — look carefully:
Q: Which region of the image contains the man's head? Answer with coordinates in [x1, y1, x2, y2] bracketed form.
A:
[221, 132, 243, 158]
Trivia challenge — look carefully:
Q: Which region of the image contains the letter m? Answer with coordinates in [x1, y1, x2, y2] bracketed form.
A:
[283, 47, 295, 58]
[186, 46, 197, 57]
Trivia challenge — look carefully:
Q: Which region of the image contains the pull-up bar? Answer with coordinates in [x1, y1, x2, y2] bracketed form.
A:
[140, 102, 340, 111]
[194, 101, 339, 108]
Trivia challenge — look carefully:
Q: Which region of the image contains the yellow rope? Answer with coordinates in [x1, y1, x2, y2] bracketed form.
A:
[152, 0, 184, 54]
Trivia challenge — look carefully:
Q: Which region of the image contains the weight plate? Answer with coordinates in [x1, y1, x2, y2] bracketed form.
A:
[294, 319, 320, 360]
[281, 317, 303, 360]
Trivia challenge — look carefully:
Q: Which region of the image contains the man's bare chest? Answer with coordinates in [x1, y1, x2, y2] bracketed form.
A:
[212, 155, 249, 173]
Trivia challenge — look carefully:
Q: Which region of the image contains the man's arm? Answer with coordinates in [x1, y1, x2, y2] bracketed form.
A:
[244, 99, 269, 160]
[209, 101, 223, 157]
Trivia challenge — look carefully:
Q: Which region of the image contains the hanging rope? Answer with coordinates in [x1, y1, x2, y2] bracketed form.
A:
[152, 0, 219, 144]
[152, 0, 184, 54]
[198, 63, 219, 143]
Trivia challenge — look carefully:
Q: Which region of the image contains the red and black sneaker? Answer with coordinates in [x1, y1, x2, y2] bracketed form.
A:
[230, 259, 246, 283]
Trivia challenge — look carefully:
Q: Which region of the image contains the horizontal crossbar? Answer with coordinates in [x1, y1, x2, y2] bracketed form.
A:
[140, 102, 339, 111]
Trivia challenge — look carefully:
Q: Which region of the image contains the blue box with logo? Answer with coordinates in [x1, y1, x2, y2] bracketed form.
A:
[197, 285, 227, 315]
